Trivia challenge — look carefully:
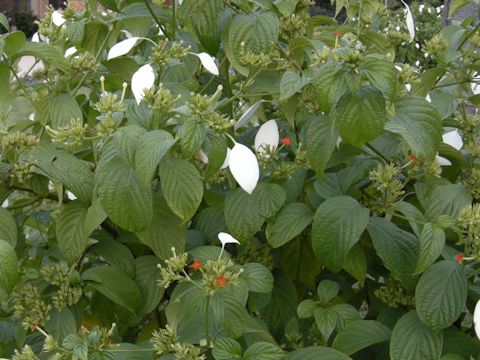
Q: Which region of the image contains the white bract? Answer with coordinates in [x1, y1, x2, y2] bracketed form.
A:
[192, 52, 219, 76]
[218, 232, 240, 258]
[221, 148, 231, 169]
[131, 64, 155, 104]
[51, 11, 66, 27]
[65, 47, 78, 58]
[254, 120, 279, 156]
[229, 143, 260, 194]
[401, 0, 415, 42]
[475, 300, 480, 340]
[436, 129, 463, 166]
[107, 37, 140, 60]
[66, 191, 77, 201]
[235, 101, 266, 129]
[472, 73, 480, 95]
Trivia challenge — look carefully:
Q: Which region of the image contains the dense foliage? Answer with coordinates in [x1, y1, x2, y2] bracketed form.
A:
[0, 0, 480, 359]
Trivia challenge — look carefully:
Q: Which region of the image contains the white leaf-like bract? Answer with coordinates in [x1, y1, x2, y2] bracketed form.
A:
[32, 32, 40, 43]
[235, 101, 266, 129]
[66, 191, 77, 201]
[442, 129, 463, 150]
[474, 300, 480, 340]
[221, 148, 231, 169]
[65, 47, 77, 58]
[2, 199, 8, 208]
[254, 120, 279, 155]
[436, 155, 452, 167]
[425, 93, 432, 103]
[218, 232, 240, 247]
[193, 52, 219, 76]
[107, 37, 140, 60]
[198, 149, 209, 164]
[472, 73, 480, 95]
[229, 143, 260, 194]
[52, 11, 66, 27]
[131, 64, 155, 104]
[401, 0, 415, 42]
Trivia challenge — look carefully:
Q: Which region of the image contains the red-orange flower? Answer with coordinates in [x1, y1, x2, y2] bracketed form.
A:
[190, 259, 202, 271]
[456, 253, 464, 264]
[410, 154, 418, 163]
[281, 137, 292, 145]
[333, 31, 343, 37]
[216, 276, 228, 287]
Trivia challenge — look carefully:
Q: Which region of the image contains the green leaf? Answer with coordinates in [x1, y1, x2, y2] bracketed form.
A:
[280, 71, 312, 101]
[442, 328, 480, 358]
[191, 0, 224, 54]
[0, 13, 9, 31]
[56, 202, 88, 264]
[332, 320, 391, 356]
[2, 32, 26, 57]
[274, 0, 300, 16]
[243, 342, 284, 360]
[287, 346, 352, 360]
[415, 260, 467, 330]
[226, 12, 279, 75]
[297, 299, 316, 318]
[367, 217, 419, 291]
[449, 0, 474, 16]
[211, 291, 250, 337]
[66, 21, 85, 44]
[390, 312, 443, 360]
[81, 266, 142, 313]
[159, 158, 204, 221]
[224, 189, 264, 242]
[424, 184, 472, 221]
[0, 208, 17, 247]
[48, 94, 83, 128]
[203, 132, 228, 179]
[81, 22, 109, 55]
[254, 183, 286, 218]
[331, 303, 362, 330]
[113, 125, 145, 168]
[45, 308, 76, 342]
[331, 85, 387, 146]
[180, 118, 206, 158]
[134, 130, 175, 187]
[212, 338, 242, 360]
[91, 239, 135, 278]
[0, 240, 18, 293]
[12, 42, 69, 72]
[84, 197, 107, 235]
[97, 157, 152, 232]
[266, 202, 312, 248]
[313, 63, 353, 113]
[136, 190, 186, 259]
[304, 116, 337, 176]
[314, 307, 338, 341]
[32, 142, 95, 204]
[317, 280, 340, 305]
[385, 97, 442, 161]
[343, 244, 367, 285]
[312, 196, 369, 272]
[359, 55, 397, 99]
[241, 263, 274, 293]
[415, 223, 445, 274]
[135, 256, 165, 315]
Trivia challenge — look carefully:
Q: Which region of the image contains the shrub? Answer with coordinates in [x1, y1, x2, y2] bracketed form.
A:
[0, 0, 480, 359]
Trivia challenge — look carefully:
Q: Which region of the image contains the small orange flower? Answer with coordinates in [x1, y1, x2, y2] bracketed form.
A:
[281, 137, 292, 145]
[333, 31, 343, 37]
[190, 259, 202, 271]
[410, 154, 418, 163]
[30, 322, 39, 332]
[456, 253, 464, 264]
[215, 276, 228, 287]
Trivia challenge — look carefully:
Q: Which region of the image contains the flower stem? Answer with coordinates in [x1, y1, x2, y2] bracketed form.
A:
[205, 295, 211, 346]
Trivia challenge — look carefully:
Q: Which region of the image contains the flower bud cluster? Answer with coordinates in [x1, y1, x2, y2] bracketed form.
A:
[40, 262, 82, 309]
[280, 12, 309, 38]
[239, 42, 272, 69]
[69, 52, 98, 73]
[46, 119, 87, 148]
[12, 159, 37, 183]
[12, 345, 39, 360]
[457, 204, 480, 260]
[464, 167, 480, 200]
[11, 283, 52, 330]
[367, 163, 405, 210]
[374, 282, 414, 308]
[423, 35, 448, 59]
[152, 325, 206, 360]
[150, 40, 191, 68]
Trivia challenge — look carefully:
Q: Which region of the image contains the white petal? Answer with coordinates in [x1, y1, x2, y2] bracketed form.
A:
[254, 120, 279, 155]
[472, 74, 480, 95]
[425, 93, 432, 103]
[405, 83, 411, 92]
[235, 101, 266, 129]
[66, 191, 77, 200]
[474, 300, 480, 340]
[229, 143, 260, 194]
[131, 64, 155, 104]
[401, 0, 415, 42]
[436, 155, 452, 166]
[221, 148, 231, 169]
[52, 11, 66, 26]
[198, 149, 209, 164]
[442, 129, 463, 150]
[336, 136, 342, 149]
[2, 199, 8, 208]
[178, 0, 184, 4]
[218, 232, 240, 247]
[65, 46, 77, 57]
[193, 52, 219, 76]
[107, 37, 139, 60]
[32, 32, 40, 43]
[29, 113, 35, 121]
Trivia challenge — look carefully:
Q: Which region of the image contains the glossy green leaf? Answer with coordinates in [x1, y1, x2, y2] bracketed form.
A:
[0, 208, 17, 247]
[266, 202, 312, 248]
[0, 240, 18, 293]
[56, 201, 88, 264]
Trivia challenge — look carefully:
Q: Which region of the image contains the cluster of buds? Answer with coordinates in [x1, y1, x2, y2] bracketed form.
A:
[0, 131, 38, 158]
[367, 163, 405, 209]
[150, 40, 191, 68]
[46, 119, 87, 148]
[143, 84, 180, 115]
[11, 345, 39, 360]
[397, 64, 419, 85]
[186, 86, 232, 132]
[238, 42, 272, 69]
[152, 325, 205, 360]
[340, 49, 362, 70]
[69, 52, 98, 73]
[386, 28, 411, 45]
[157, 247, 189, 288]
[11, 283, 53, 330]
[464, 167, 480, 200]
[374, 282, 415, 308]
[457, 204, 480, 260]
[280, 12, 309, 38]
[40, 262, 82, 309]
[423, 35, 448, 59]
[11, 158, 37, 183]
